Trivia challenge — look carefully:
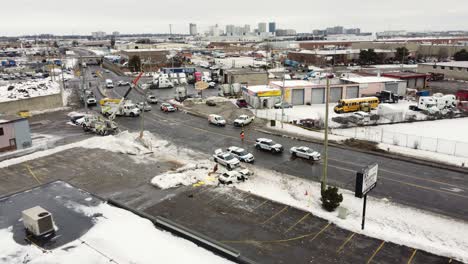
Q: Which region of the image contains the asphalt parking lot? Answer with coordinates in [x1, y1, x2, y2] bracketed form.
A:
[145, 186, 461, 264]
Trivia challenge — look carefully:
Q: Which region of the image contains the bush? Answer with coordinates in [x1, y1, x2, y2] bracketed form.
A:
[321, 186, 344, 212]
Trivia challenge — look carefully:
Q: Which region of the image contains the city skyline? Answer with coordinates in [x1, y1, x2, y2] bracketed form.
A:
[2, 0, 468, 36]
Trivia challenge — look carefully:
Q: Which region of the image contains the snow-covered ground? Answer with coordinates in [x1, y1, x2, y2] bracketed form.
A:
[0, 202, 231, 264]
[151, 161, 468, 263]
[2, 129, 467, 262]
[255, 101, 424, 128]
[0, 78, 61, 103]
[191, 55, 267, 69]
[334, 117, 468, 158]
[266, 122, 468, 167]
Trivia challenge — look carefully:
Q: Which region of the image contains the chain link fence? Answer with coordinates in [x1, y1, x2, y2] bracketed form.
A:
[332, 126, 468, 158]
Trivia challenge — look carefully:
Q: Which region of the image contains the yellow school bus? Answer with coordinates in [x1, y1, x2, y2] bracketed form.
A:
[334, 97, 379, 113]
[99, 98, 121, 106]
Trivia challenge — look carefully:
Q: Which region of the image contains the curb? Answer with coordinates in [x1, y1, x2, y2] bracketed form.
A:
[256, 126, 468, 174]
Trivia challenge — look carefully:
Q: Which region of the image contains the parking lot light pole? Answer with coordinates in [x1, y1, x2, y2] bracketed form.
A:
[321, 76, 331, 191]
[281, 75, 286, 129]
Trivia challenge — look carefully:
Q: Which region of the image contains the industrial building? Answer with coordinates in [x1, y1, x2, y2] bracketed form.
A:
[120, 49, 169, 64]
[0, 115, 32, 153]
[381, 72, 428, 89]
[242, 85, 281, 108]
[222, 69, 268, 86]
[269, 80, 361, 105]
[287, 49, 393, 65]
[340, 76, 407, 96]
[417, 61, 468, 81]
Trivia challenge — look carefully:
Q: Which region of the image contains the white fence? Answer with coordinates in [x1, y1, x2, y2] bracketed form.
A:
[332, 126, 468, 158]
[255, 110, 298, 124]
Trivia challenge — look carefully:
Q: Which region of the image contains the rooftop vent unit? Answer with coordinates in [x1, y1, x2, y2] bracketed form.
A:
[22, 206, 55, 237]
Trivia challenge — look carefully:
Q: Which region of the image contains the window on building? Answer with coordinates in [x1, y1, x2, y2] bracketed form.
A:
[0, 127, 4, 136]
[458, 67, 463, 71]
[433, 65, 437, 69]
[441, 66, 445, 70]
[449, 67, 454, 70]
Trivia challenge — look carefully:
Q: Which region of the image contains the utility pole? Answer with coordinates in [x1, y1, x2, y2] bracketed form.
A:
[281, 75, 286, 128]
[139, 84, 147, 139]
[321, 76, 330, 191]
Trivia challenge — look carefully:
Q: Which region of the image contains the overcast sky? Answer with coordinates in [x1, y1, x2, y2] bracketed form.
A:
[3, 0, 468, 36]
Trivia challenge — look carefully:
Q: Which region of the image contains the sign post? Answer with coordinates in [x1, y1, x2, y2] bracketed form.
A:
[355, 163, 378, 230]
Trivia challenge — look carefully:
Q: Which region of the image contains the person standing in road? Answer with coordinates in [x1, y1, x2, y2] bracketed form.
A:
[240, 129, 245, 142]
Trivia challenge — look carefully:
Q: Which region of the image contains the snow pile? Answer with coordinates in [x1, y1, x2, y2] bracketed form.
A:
[0, 203, 231, 264]
[233, 168, 468, 263]
[0, 130, 203, 169]
[0, 79, 61, 102]
[151, 161, 216, 189]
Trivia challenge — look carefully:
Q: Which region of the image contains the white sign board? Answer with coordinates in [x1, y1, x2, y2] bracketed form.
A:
[361, 164, 378, 195]
[355, 163, 378, 198]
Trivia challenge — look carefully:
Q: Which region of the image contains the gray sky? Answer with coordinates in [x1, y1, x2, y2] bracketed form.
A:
[3, 0, 468, 36]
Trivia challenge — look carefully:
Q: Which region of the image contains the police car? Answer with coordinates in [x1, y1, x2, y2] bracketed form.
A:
[254, 138, 284, 153]
[213, 149, 240, 169]
[227, 146, 255, 163]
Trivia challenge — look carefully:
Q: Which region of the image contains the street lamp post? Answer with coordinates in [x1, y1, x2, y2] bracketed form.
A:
[321, 76, 331, 191]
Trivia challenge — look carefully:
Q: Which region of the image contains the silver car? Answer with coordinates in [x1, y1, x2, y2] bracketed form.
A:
[290, 146, 321, 161]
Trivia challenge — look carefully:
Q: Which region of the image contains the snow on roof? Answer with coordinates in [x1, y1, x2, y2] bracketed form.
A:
[245, 85, 280, 93]
[0, 181, 231, 264]
[270, 80, 315, 88]
[341, 76, 403, 84]
[295, 49, 393, 55]
[421, 61, 468, 68]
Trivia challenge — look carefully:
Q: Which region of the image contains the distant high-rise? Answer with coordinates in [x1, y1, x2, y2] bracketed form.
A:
[112, 31, 119, 37]
[91, 31, 106, 39]
[189, 23, 198, 36]
[326, 26, 344, 35]
[243, 25, 251, 34]
[258, 22, 267, 33]
[345, 28, 361, 34]
[268, 22, 276, 33]
[226, 25, 235, 36]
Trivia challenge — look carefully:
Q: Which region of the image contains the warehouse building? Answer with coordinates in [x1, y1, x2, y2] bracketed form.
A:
[340, 76, 407, 96]
[0, 116, 32, 153]
[120, 49, 169, 64]
[269, 80, 361, 105]
[417, 61, 468, 81]
[381, 72, 428, 89]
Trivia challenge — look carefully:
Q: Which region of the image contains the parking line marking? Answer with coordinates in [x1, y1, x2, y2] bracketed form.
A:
[367, 241, 385, 264]
[25, 165, 42, 184]
[231, 193, 251, 207]
[206, 193, 225, 204]
[336, 232, 356, 253]
[262, 205, 288, 224]
[221, 222, 331, 244]
[284, 213, 310, 234]
[194, 186, 212, 196]
[253, 200, 268, 210]
[407, 249, 418, 264]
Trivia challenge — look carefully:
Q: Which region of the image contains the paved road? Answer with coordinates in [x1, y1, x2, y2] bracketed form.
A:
[88, 79, 468, 223]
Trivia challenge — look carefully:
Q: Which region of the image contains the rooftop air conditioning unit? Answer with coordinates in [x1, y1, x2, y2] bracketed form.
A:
[22, 206, 55, 237]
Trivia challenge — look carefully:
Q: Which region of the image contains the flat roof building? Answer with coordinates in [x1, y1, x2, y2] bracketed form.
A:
[418, 61, 468, 81]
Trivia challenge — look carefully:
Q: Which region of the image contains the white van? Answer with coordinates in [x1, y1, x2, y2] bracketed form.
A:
[105, 79, 114, 88]
[208, 114, 226, 126]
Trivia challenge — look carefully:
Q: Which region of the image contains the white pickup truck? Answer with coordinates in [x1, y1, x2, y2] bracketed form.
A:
[102, 102, 140, 117]
[233, 115, 254, 127]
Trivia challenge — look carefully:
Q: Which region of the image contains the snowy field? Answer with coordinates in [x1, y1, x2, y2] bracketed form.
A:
[191, 55, 267, 69]
[0, 201, 230, 264]
[335, 117, 468, 158]
[0, 78, 61, 103]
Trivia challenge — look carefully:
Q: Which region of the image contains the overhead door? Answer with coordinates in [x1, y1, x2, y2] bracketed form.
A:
[345, 86, 359, 99]
[311, 88, 325, 104]
[384, 83, 399, 94]
[330, 87, 342, 103]
[407, 78, 416, 88]
[292, 89, 304, 105]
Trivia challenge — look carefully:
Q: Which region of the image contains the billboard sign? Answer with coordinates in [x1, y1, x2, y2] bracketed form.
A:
[355, 163, 378, 198]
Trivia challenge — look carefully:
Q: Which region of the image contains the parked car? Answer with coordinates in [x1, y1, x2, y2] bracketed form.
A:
[254, 138, 283, 153]
[146, 95, 158, 104]
[136, 102, 152, 111]
[274, 102, 293, 109]
[70, 114, 85, 124]
[233, 115, 254, 127]
[213, 149, 240, 169]
[350, 111, 370, 124]
[218, 170, 248, 184]
[290, 146, 321, 161]
[160, 103, 176, 112]
[236, 99, 248, 108]
[208, 114, 226, 126]
[227, 146, 255, 163]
